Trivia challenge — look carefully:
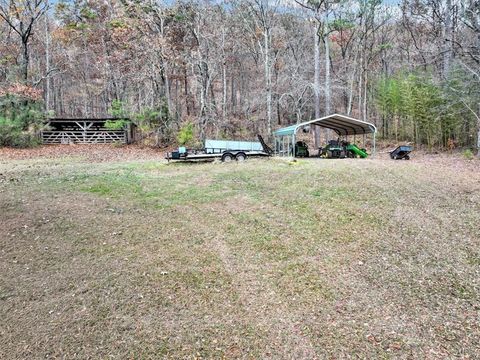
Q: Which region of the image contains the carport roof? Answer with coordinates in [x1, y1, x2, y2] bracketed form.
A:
[273, 114, 377, 137]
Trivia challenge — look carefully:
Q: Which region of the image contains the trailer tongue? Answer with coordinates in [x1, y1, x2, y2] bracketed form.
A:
[166, 135, 272, 162]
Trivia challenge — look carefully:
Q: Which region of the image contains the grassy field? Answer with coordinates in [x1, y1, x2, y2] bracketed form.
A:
[1, 148, 479, 359]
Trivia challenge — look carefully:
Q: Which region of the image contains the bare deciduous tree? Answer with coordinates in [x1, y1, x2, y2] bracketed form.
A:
[0, 0, 48, 82]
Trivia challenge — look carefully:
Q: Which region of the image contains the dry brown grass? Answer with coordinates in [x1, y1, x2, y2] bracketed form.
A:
[0, 144, 163, 162]
[0, 147, 479, 359]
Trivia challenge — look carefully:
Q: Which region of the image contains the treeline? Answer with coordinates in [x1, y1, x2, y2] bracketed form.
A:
[0, 0, 479, 150]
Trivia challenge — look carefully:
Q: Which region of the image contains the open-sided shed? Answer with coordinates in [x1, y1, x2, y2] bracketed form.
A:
[42, 118, 134, 144]
[273, 113, 377, 157]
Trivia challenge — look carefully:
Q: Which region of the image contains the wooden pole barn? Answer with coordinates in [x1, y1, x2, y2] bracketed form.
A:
[41, 118, 135, 144]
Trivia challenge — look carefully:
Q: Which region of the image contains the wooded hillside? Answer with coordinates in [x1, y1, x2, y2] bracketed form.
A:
[0, 0, 479, 149]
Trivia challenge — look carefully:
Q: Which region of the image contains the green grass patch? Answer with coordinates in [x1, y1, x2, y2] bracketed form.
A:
[2, 155, 479, 359]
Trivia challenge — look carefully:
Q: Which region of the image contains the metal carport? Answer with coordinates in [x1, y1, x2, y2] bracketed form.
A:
[273, 113, 377, 157]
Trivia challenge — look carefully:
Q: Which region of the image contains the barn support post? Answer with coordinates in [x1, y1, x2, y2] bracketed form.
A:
[127, 122, 132, 144]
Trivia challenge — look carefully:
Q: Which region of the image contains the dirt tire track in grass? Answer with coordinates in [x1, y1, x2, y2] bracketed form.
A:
[198, 198, 318, 359]
[210, 234, 318, 359]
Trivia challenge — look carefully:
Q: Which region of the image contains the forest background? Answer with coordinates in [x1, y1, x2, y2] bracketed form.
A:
[0, 0, 478, 152]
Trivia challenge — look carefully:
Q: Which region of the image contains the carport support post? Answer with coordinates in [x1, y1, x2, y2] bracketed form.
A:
[292, 133, 295, 158]
[373, 131, 376, 158]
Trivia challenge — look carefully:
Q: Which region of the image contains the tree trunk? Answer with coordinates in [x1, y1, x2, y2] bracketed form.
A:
[163, 62, 172, 116]
[222, 28, 227, 122]
[357, 71, 362, 120]
[276, 95, 281, 125]
[324, 29, 331, 116]
[264, 28, 272, 136]
[231, 77, 236, 113]
[313, 22, 321, 147]
[443, 0, 452, 79]
[363, 70, 368, 121]
[175, 78, 180, 119]
[347, 46, 358, 116]
[160, 17, 172, 117]
[21, 38, 29, 83]
[477, 104, 480, 157]
[477, 126, 480, 157]
[184, 65, 190, 116]
[44, 12, 50, 112]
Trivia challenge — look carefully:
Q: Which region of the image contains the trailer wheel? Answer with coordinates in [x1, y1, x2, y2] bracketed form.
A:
[235, 152, 247, 162]
[222, 153, 234, 162]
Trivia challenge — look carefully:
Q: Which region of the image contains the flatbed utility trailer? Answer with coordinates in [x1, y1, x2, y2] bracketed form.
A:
[166, 135, 272, 162]
[390, 145, 413, 160]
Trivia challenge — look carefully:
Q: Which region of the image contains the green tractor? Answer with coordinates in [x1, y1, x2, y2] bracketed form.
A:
[319, 140, 346, 158]
[294, 141, 309, 157]
[345, 143, 368, 158]
[319, 140, 368, 159]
